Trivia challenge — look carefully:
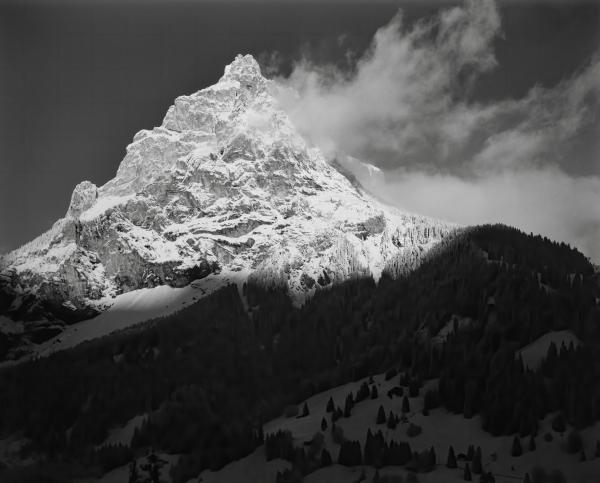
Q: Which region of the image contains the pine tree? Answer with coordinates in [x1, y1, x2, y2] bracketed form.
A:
[387, 411, 397, 429]
[580, 449, 587, 462]
[446, 446, 457, 468]
[302, 402, 309, 417]
[466, 445, 475, 461]
[376, 405, 386, 424]
[140, 450, 166, 483]
[528, 435, 536, 451]
[321, 417, 328, 431]
[128, 459, 139, 483]
[523, 473, 530, 483]
[344, 395, 353, 418]
[372, 469, 380, 483]
[429, 446, 436, 466]
[332, 406, 343, 423]
[472, 447, 482, 474]
[326, 397, 335, 413]
[371, 385, 378, 399]
[256, 423, 265, 445]
[464, 462, 472, 481]
[595, 440, 600, 458]
[511, 436, 523, 457]
[321, 448, 332, 467]
[402, 395, 410, 413]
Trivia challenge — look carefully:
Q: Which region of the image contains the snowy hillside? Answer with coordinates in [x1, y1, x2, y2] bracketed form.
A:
[0, 55, 453, 355]
[92, 371, 600, 483]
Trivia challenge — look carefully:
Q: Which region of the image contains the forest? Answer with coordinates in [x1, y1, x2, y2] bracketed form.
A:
[0, 224, 598, 482]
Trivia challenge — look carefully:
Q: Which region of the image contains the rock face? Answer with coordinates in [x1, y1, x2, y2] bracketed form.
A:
[0, 55, 453, 329]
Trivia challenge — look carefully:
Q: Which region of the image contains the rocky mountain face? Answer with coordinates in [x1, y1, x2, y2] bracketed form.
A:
[0, 55, 453, 334]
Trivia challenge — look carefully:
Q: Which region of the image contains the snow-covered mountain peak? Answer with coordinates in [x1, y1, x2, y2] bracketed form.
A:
[0, 54, 455, 342]
[220, 54, 265, 87]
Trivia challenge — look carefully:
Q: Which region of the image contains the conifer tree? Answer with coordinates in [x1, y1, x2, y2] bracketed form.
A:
[332, 407, 343, 423]
[376, 405, 386, 424]
[472, 447, 482, 474]
[128, 459, 139, 483]
[429, 446, 436, 466]
[467, 445, 475, 461]
[511, 436, 523, 457]
[371, 385, 378, 399]
[387, 411, 397, 429]
[523, 473, 530, 483]
[344, 395, 353, 418]
[321, 417, 328, 431]
[446, 446, 457, 468]
[321, 448, 332, 467]
[402, 395, 410, 413]
[140, 450, 166, 483]
[528, 435, 536, 451]
[302, 402, 309, 417]
[326, 397, 335, 413]
[464, 462, 472, 481]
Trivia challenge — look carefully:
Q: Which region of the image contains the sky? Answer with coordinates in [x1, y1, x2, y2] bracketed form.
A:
[0, 0, 598, 260]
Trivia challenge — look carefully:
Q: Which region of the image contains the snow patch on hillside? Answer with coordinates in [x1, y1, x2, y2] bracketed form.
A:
[33, 270, 247, 358]
[517, 330, 581, 371]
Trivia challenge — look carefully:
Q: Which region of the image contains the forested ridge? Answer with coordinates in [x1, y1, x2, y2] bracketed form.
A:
[0, 224, 598, 482]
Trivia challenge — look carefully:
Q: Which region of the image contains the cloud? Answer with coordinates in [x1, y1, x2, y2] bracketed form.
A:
[271, 0, 600, 261]
[365, 169, 600, 262]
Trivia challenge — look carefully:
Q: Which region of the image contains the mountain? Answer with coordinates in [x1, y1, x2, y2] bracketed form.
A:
[0, 55, 451, 356]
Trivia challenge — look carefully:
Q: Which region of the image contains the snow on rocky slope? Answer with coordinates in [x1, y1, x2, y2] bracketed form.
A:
[0, 55, 453, 350]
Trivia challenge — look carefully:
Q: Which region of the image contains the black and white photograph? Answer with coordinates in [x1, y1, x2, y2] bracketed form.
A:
[0, 0, 599, 481]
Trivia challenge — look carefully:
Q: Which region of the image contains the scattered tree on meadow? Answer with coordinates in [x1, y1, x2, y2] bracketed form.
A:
[402, 395, 410, 413]
[301, 402, 309, 417]
[265, 431, 295, 461]
[409, 380, 420, 398]
[364, 429, 386, 468]
[140, 450, 167, 483]
[332, 407, 343, 423]
[446, 446, 457, 468]
[472, 447, 482, 474]
[344, 394, 354, 418]
[552, 413, 566, 433]
[464, 462, 472, 481]
[387, 411, 398, 429]
[376, 405, 386, 424]
[372, 469, 380, 483]
[511, 436, 523, 457]
[429, 446, 436, 467]
[357, 382, 370, 402]
[567, 430, 583, 454]
[321, 448, 332, 467]
[128, 459, 139, 483]
[466, 445, 475, 461]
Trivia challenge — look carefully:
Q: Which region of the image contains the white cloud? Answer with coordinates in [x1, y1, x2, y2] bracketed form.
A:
[271, 0, 600, 261]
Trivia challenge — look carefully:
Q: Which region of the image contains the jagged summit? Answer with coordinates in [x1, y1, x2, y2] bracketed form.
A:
[221, 54, 265, 86]
[0, 54, 453, 349]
